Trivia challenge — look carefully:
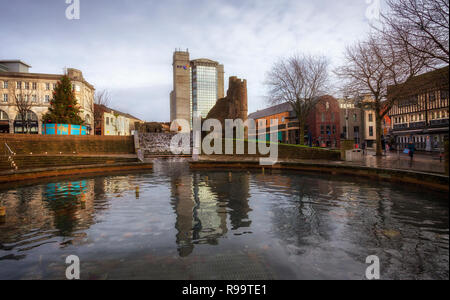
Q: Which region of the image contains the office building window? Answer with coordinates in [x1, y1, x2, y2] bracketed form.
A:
[46, 83, 50, 90]
[369, 113, 373, 122]
[369, 126, 374, 137]
[31, 95, 37, 102]
[32, 82, 37, 90]
[44, 95, 50, 103]
[106, 117, 109, 125]
[320, 125, 325, 134]
[24, 82, 29, 90]
[321, 112, 325, 122]
[3, 94, 8, 102]
[16, 81, 21, 89]
[3, 81, 8, 89]
[353, 114, 357, 121]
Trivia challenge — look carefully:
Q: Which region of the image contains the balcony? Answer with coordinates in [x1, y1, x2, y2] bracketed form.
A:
[409, 121, 426, 129]
[430, 118, 449, 127]
[393, 123, 408, 130]
[393, 119, 449, 132]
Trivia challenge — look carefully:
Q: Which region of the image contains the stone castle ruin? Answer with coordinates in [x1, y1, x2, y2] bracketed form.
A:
[206, 76, 248, 123]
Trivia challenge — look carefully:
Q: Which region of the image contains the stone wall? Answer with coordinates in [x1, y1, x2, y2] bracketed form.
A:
[1, 134, 134, 155]
[206, 76, 248, 123]
[202, 139, 341, 160]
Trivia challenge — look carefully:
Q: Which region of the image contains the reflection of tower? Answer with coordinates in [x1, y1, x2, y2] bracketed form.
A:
[192, 173, 228, 243]
[206, 172, 251, 230]
[170, 173, 195, 257]
[171, 170, 246, 257]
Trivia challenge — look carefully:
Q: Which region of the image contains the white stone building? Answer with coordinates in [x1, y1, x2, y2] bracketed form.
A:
[0, 60, 95, 134]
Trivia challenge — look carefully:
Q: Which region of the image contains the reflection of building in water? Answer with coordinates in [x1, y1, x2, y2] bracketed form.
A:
[170, 171, 251, 257]
[0, 179, 97, 250]
[42, 179, 96, 237]
[205, 172, 251, 230]
[192, 174, 227, 243]
[170, 173, 196, 257]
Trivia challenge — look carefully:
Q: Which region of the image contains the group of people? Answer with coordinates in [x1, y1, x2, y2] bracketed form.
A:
[359, 137, 416, 161]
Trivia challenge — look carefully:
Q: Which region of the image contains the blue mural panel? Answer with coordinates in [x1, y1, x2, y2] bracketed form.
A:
[43, 124, 87, 135]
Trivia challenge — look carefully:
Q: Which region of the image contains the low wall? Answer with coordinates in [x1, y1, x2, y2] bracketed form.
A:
[202, 140, 341, 160]
[1, 134, 135, 155]
[0, 162, 153, 184]
[189, 160, 449, 192]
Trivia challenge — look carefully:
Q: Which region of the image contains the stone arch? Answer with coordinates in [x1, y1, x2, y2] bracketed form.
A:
[0, 109, 9, 133]
[14, 110, 39, 134]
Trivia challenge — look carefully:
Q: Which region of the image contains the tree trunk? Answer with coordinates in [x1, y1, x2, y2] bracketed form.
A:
[375, 113, 383, 156]
[298, 118, 305, 145]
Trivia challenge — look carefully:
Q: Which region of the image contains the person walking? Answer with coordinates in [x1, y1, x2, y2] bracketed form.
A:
[381, 137, 386, 155]
[362, 141, 366, 155]
[407, 140, 416, 164]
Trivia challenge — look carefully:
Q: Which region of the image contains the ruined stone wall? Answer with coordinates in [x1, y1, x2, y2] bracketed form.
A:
[206, 76, 248, 123]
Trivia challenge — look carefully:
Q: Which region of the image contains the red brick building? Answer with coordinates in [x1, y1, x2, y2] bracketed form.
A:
[306, 95, 341, 148]
[247, 95, 341, 148]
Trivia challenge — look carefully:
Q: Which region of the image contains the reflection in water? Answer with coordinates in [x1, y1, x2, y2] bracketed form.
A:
[0, 160, 448, 280]
[169, 165, 251, 256]
[43, 181, 88, 236]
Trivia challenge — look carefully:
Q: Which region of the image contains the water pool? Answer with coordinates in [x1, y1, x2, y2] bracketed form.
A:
[0, 159, 448, 279]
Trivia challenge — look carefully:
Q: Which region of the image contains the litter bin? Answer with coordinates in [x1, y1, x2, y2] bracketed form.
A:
[345, 149, 363, 161]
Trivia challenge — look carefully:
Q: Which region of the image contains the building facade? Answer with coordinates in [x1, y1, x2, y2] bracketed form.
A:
[94, 104, 143, 136]
[0, 60, 94, 134]
[306, 95, 341, 148]
[338, 98, 363, 146]
[388, 66, 449, 151]
[170, 50, 224, 131]
[248, 102, 296, 143]
[248, 95, 341, 148]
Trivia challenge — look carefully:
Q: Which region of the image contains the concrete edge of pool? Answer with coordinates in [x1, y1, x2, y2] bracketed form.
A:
[189, 160, 449, 192]
[0, 162, 153, 184]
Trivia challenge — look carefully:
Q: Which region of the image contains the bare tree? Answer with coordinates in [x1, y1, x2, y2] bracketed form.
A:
[13, 85, 33, 134]
[265, 54, 329, 145]
[335, 34, 429, 156]
[93, 89, 111, 135]
[378, 0, 449, 65]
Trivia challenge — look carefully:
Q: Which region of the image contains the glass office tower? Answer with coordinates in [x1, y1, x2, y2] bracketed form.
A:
[191, 59, 224, 119]
[171, 50, 224, 131]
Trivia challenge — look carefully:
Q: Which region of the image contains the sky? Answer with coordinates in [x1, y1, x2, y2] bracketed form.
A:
[0, 0, 379, 122]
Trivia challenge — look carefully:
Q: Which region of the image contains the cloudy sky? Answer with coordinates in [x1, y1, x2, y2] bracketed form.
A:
[0, 0, 379, 121]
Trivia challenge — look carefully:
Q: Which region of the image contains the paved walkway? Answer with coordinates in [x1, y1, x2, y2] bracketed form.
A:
[352, 150, 446, 174]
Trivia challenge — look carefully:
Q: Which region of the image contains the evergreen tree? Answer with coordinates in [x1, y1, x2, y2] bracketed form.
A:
[42, 75, 84, 125]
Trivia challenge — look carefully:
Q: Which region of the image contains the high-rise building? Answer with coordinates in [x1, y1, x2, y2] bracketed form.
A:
[170, 49, 224, 131]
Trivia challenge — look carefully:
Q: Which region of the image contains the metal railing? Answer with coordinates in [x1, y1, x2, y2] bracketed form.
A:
[4, 142, 18, 170]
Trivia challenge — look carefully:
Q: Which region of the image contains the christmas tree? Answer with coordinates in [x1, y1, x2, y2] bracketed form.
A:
[42, 75, 84, 125]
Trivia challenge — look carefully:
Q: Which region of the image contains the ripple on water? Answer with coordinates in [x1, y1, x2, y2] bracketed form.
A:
[0, 166, 448, 279]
